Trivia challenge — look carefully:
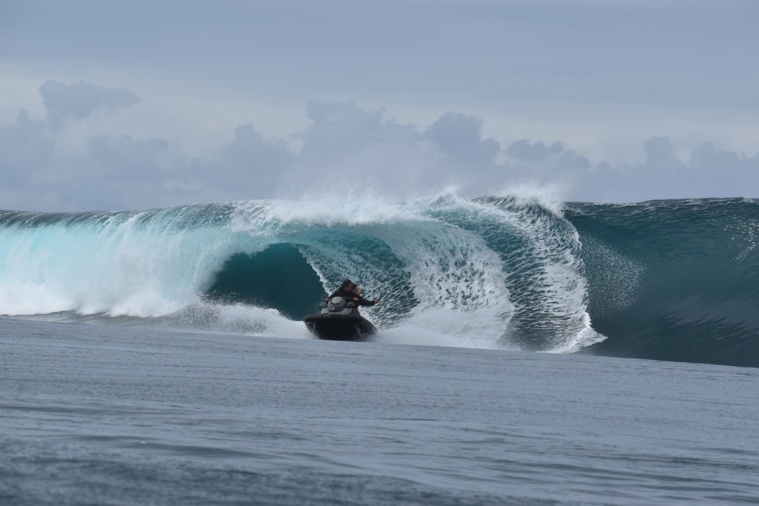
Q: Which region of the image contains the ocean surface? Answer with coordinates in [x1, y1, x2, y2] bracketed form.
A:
[3, 318, 759, 505]
[2, 195, 759, 504]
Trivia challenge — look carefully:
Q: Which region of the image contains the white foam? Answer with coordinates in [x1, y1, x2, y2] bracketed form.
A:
[0, 209, 260, 318]
[376, 306, 516, 350]
[0, 282, 75, 315]
[268, 195, 416, 228]
[169, 302, 312, 338]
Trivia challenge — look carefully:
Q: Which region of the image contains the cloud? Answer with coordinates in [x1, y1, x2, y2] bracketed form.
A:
[301, 101, 389, 155]
[506, 140, 591, 170]
[0, 110, 54, 186]
[642, 136, 686, 171]
[577, 137, 759, 202]
[1, 80, 758, 211]
[689, 141, 759, 172]
[294, 101, 446, 197]
[86, 135, 169, 181]
[426, 113, 500, 166]
[499, 140, 592, 196]
[3, 1, 758, 211]
[189, 124, 296, 197]
[506, 140, 565, 163]
[39, 80, 140, 129]
[299, 101, 424, 168]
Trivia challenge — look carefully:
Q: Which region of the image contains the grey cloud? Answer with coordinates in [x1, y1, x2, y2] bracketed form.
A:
[574, 138, 759, 203]
[295, 103, 504, 197]
[642, 136, 686, 171]
[293, 101, 442, 196]
[505, 139, 591, 170]
[39, 80, 139, 129]
[192, 123, 296, 196]
[0, 110, 54, 187]
[689, 142, 759, 171]
[506, 140, 590, 170]
[300, 101, 410, 160]
[1, 90, 758, 211]
[629, 136, 756, 199]
[63, 124, 295, 209]
[502, 140, 592, 196]
[426, 113, 500, 166]
[506, 140, 565, 163]
[33, 135, 172, 211]
[86, 135, 169, 181]
[301, 102, 545, 199]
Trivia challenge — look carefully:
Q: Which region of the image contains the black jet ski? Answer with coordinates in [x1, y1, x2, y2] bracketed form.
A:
[304, 296, 377, 341]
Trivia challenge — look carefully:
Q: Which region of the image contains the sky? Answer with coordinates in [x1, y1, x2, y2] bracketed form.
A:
[1, 0, 758, 211]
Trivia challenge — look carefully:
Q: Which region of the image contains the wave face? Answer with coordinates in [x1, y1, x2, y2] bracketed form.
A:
[565, 199, 759, 367]
[1, 196, 757, 367]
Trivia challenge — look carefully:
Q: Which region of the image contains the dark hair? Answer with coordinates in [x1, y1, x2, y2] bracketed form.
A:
[340, 278, 353, 290]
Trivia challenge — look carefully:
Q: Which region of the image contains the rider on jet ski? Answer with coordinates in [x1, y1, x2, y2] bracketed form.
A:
[326, 279, 381, 309]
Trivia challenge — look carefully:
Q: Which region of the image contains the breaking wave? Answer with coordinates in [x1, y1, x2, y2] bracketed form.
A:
[2, 195, 758, 366]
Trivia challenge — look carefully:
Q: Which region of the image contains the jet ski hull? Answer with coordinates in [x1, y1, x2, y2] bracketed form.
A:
[304, 313, 377, 341]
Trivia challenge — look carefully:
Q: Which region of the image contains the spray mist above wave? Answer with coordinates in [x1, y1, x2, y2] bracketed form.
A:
[0, 192, 603, 352]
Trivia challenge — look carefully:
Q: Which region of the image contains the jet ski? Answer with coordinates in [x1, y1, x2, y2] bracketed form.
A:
[304, 296, 377, 341]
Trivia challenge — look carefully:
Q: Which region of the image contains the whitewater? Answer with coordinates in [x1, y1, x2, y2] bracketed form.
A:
[2, 193, 759, 505]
